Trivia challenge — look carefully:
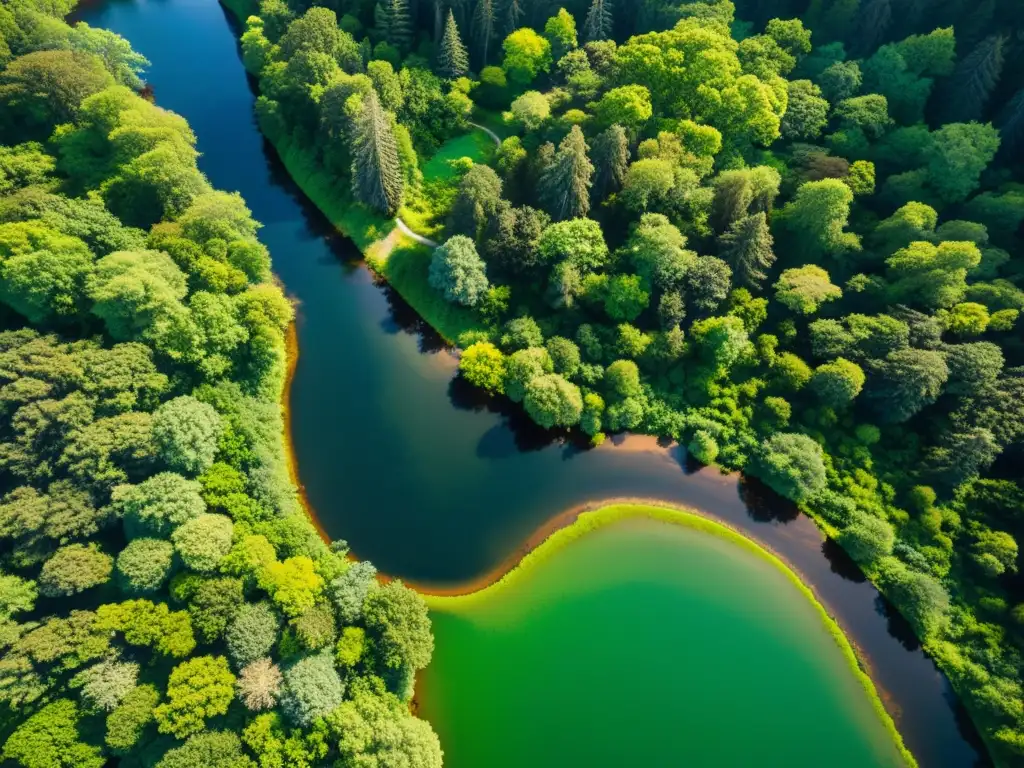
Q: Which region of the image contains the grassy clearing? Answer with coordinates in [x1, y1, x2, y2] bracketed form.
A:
[472, 108, 516, 141]
[399, 130, 497, 240]
[423, 501, 918, 768]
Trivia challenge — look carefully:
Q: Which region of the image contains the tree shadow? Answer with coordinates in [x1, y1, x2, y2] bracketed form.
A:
[822, 537, 868, 583]
[738, 476, 800, 524]
[377, 281, 448, 354]
[874, 593, 921, 652]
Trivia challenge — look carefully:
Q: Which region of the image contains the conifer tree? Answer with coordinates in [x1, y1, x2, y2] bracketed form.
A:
[718, 212, 776, 290]
[437, 10, 470, 78]
[997, 87, 1024, 161]
[850, 0, 891, 57]
[386, 0, 413, 53]
[591, 124, 629, 200]
[501, 0, 524, 36]
[433, 0, 446, 40]
[351, 89, 405, 216]
[539, 125, 594, 221]
[943, 34, 1005, 123]
[584, 0, 613, 42]
[471, 0, 497, 66]
[374, 2, 392, 40]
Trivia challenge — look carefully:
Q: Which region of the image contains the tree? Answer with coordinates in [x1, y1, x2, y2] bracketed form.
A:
[78, 659, 139, 712]
[237, 658, 283, 711]
[329, 560, 377, 624]
[543, 8, 577, 60]
[383, 0, 412, 53]
[2, 699, 103, 768]
[776, 179, 860, 260]
[429, 235, 489, 307]
[691, 316, 749, 372]
[944, 342, 1004, 395]
[604, 274, 649, 322]
[280, 651, 345, 726]
[886, 240, 981, 309]
[942, 35, 1005, 124]
[591, 124, 629, 200]
[38, 543, 113, 597]
[260, 556, 324, 618]
[747, 433, 827, 503]
[0, 51, 114, 141]
[507, 90, 550, 130]
[719, 212, 775, 290]
[152, 396, 223, 476]
[436, 10, 469, 78]
[154, 655, 235, 738]
[105, 684, 159, 753]
[459, 342, 506, 393]
[926, 122, 1001, 206]
[838, 513, 894, 563]
[686, 256, 732, 315]
[811, 358, 865, 408]
[116, 538, 174, 594]
[817, 60, 861, 103]
[351, 89, 404, 216]
[524, 374, 583, 428]
[449, 165, 503, 239]
[627, 213, 695, 291]
[781, 80, 829, 140]
[876, 559, 949, 638]
[537, 218, 608, 272]
[593, 85, 652, 133]
[171, 514, 234, 573]
[584, 0, 613, 41]
[775, 265, 842, 315]
[112, 472, 205, 539]
[226, 603, 280, 668]
[971, 529, 1018, 577]
[471, 0, 497, 66]
[539, 125, 593, 221]
[363, 580, 434, 671]
[502, 27, 552, 85]
[864, 349, 949, 423]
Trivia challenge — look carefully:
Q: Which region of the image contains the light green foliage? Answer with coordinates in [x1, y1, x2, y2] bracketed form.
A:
[781, 80, 829, 140]
[152, 395, 223, 476]
[507, 90, 550, 130]
[604, 360, 641, 399]
[838, 513, 894, 563]
[545, 336, 580, 377]
[77, 659, 139, 712]
[0, 571, 36, 616]
[105, 684, 159, 752]
[627, 213, 696, 291]
[593, 85, 652, 132]
[926, 122, 1000, 205]
[336, 626, 367, 667]
[38, 543, 113, 597]
[459, 342, 506, 393]
[292, 603, 337, 650]
[524, 373, 583, 428]
[776, 179, 860, 260]
[690, 316, 749, 371]
[875, 558, 949, 639]
[775, 265, 842, 315]
[971, 529, 1018, 577]
[502, 28, 552, 85]
[112, 472, 205, 539]
[537, 218, 608, 272]
[156, 730, 255, 768]
[748, 433, 827, 502]
[689, 430, 719, 464]
[280, 651, 344, 726]
[604, 274, 649, 322]
[115, 538, 174, 594]
[97, 599, 196, 658]
[810, 358, 865, 408]
[259, 556, 324, 618]
[885, 240, 981, 309]
[429, 235, 489, 307]
[543, 8, 577, 60]
[363, 580, 434, 671]
[154, 655, 235, 738]
[2, 699, 103, 768]
[170, 514, 233, 573]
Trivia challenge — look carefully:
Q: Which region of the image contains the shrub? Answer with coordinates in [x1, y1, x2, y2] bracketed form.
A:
[459, 342, 506, 393]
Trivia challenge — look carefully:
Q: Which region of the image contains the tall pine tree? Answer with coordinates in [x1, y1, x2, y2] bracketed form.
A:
[501, 0, 524, 37]
[471, 0, 497, 67]
[591, 124, 629, 201]
[437, 10, 470, 78]
[718, 212, 776, 290]
[386, 0, 413, 53]
[351, 89, 405, 216]
[584, 0, 613, 42]
[943, 34, 1005, 122]
[539, 125, 594, 221]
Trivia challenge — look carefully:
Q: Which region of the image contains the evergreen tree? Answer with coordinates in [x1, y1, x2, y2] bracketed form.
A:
[591, 124, 629, 200]
[471, 0, 497, 67]
[539, 125, 594, 221]
[374, 2, 392, 40]
[584, 0, 613, 42]
[433, 0, 446, 40]
[850, 0, 891, 57]
[501, 0, 524, 36]
[386, 0, 413, 53]
[437, 10, 470, 78]
[351, 89, 405, 216]
[942, 34, 1005, 123]
[718, 212, 776, 290]
[997, 87, 1024, 161]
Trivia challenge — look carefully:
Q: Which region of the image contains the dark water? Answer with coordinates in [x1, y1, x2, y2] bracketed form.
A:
[73, 1, 986, 765]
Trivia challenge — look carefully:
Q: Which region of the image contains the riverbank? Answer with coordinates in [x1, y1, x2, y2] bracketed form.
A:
[420, 501, 917, 768]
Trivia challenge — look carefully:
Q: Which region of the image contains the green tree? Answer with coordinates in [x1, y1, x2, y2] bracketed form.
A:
[152, 395, 223, 476]
[471, 0, 497, 66]
[502, 27, 552, 85]
[748, 433, 827, 503]
[774, 265, 842, 315]
[383, 0, 412, 53]
[259, 556, 324, 618]
[351, 89, 405, 216]
[450, 164, 503, 239]
[593, 85, 652, 133]
[591, 124, 629, 200]
[864, 349, 948, 423]
[429, 235, 489, 307]
[810, 358, 865, 407]
[105, 684, 159, 753]
[363, 580, 434, 671]
[627, 213, 695, 291]
[459, 342, 506, 393]
[112, 472, 205, 539]
[524, 373, 583, 428]
[781, 80, 829, 140]
[775, 179, 860, 260]
[154, 655, 235, 738]
[437, 10, 469, 78]
[172, 513, 234, 573]
[584, 0, 613, 41]
[504, 347, 552, 401]
[116, 538, 174, 594]
[156, 730, 254, 768]
[77, 659, 139, 712]
[604, 274, 649, 322]
[543, 8, 578, 60]
[539, 125, 593, 221]
[942, 35, 1004, 123]
[2, 699, 103, 768]
[226, 602, 280, 668]
[718, 212, 775, 290]
[838, 513, 894, 563]
[38, 543, 112, 597]
[926, 122, 1000, 206]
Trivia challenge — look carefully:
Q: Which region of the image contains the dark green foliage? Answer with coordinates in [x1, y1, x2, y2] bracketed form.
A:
[437, 10, 469, 78]
[584, 0, 613, 42]
[351, 89, 405, 216]
[748, 433, 827, 502]
[942, 34, 1005, 123]
[539, 125, 593, 221]
[718, 212, 774, 290]
[590, 124, 629, 200]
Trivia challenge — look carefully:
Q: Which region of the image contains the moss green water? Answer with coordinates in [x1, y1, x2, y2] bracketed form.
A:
[419, 511, 909, 768]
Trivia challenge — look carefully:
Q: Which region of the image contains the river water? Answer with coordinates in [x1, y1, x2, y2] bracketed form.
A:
[73, 1, 987, 765]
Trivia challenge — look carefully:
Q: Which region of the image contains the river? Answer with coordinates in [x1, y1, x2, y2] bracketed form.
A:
[73, 1, 987, 765]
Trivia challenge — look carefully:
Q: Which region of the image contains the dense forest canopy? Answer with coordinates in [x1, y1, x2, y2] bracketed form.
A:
[228, 0, 1024, 763]
[0, 2, 441, 766]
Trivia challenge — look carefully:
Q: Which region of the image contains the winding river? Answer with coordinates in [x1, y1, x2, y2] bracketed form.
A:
[74, 1, 987, 765]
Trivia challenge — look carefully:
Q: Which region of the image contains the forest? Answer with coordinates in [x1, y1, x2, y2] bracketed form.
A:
[0, 1, 442, 766]
[227, 0, 1024, 763]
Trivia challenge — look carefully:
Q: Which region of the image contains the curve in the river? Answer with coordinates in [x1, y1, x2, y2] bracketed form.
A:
[420, 503, 912, 768]
[73, 2, 988, 766]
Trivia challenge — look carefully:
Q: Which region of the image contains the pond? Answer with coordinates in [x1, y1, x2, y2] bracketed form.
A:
[73, 1, 987, 765]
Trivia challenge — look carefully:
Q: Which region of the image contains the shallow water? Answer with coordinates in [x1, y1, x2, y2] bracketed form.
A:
[73, 1, 987, 764]
[421, 517, 906, 768]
